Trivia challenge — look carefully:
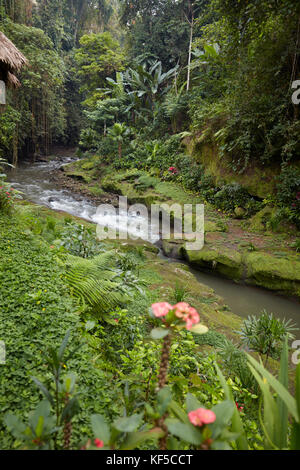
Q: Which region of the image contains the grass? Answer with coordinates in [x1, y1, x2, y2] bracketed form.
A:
[0, 214, 120, 448]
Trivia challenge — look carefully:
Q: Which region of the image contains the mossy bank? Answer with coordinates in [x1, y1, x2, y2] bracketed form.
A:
[53, 157, 300, 299]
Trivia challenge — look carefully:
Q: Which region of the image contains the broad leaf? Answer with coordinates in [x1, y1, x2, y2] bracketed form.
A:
[91, 414, 111, 444]
[113, 413, 143, 433]
[166, 419, 203, 446]
[150, 328, 170, 340]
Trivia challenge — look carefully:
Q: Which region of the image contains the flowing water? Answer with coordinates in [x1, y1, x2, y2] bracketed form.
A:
[7, 157, 300, 329]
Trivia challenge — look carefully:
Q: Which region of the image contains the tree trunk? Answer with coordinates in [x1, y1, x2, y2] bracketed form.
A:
[12, 124, 18, 167]
[187, 3, 194, 92]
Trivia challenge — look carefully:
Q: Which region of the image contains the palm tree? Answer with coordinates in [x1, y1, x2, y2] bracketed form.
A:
[107, 123, 130, 158]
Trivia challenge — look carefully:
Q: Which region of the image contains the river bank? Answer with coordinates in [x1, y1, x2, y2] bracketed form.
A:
[6, 153, 300, 332]
[50, 155, 300, 301]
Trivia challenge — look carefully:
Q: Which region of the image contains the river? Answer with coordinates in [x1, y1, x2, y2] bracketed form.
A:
[7, 156, 300, 329]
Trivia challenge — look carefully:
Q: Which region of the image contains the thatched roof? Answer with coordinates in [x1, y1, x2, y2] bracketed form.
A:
[7, 71, 21, 89]
[0, 31, 27, 72]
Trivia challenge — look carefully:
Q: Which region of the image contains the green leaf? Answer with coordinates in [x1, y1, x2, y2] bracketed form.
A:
[210, 401, 235, 439]
[113, 413, 143, 433]
[4, 413, 27, 440]
[35, 416, 44, 438]
[166, 419, 203, 446]
[276, 337, 289, 449]
[150, 328, 170, 340]
[85, 320, 96, 331]
[291, 421, 300, 450]
[28, 401, 56, 439]
[58, 329, 71, 361]
[120, 427, 164, 450]
[31, 377, 54, 406]
[168, 400, 190, 424]
[215, 363, 249, 450]
[186, 393, 204, 413]
[157, 387, 172, 417]
[91, 414, 111, 444]
[61, 397, 80, 424]
[189, 324, 208, 335]
[247, 354, 298, 422]
[296, 363, 300, 423]
[248, 364, 279, 449]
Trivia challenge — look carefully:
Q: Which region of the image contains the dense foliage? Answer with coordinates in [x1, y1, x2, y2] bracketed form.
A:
[1, 0, 300, 452]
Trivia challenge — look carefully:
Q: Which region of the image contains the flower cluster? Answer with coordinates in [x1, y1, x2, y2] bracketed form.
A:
[94, 438, 104, 448]
[0, 186, 14, 213]
[188, 408, 216, 427]
[151, 302, 200, 330]
[235, 402, 244, 412]
[168, 166, 178, 175]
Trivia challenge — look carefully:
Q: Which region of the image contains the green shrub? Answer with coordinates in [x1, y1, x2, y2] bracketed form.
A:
[237, 311, 298, 365]
[276, 165, 300, 226]
[214, 183, 261, 216]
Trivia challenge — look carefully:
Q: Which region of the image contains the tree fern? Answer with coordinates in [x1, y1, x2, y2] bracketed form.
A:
[65, 252, 127, 317]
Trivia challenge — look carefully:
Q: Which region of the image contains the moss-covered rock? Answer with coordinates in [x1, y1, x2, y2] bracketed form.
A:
[184, 246, 243, 280]
[246, 206, 276, 232]
[185, 137, 278, 199]
[245, 252, 300, 296]
[162, 239, 185, 259]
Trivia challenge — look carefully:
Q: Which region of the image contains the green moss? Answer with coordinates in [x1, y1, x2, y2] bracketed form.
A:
[184, 246, 243, 280]
[186, 138, 278, 199]
[205, 220, 227, 233]
[89, 186, 104, 196]
[246, 206, 276, 232]
[245, 252, 300, 296]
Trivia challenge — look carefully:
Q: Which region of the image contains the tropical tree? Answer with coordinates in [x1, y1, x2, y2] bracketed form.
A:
[107, 122, 130, 158]
[74, 31, 125, 107]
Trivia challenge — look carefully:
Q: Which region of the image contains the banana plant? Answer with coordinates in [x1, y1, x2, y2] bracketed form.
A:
[123, 61, 178, 110]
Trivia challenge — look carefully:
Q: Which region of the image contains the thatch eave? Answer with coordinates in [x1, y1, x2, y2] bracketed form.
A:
[7, 71, 21, 89]
[0, 31, 28, 73]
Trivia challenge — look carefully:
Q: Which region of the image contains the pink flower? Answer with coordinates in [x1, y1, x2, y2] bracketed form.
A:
[235, 402, 244, 412]
[151, 302, 173, 318]
[94, 438, 104, 448]
[173, 302, 200, 330]
[188, 408, 216, 427]
[168, 167, 178, 174]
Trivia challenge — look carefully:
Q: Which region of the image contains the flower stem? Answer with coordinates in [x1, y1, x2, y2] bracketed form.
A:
[157, 333, 172, 450]
[158, 334, 171, 390]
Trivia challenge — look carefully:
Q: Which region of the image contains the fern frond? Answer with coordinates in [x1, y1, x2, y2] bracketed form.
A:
[65, 252, 128, 317]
